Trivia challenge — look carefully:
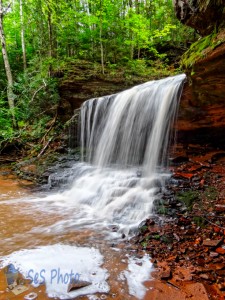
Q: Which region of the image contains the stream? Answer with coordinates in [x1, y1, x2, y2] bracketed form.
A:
[0, 168, 155, 300]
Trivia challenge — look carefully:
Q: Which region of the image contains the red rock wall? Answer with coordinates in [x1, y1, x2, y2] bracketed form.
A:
[174, 2, 225, 150]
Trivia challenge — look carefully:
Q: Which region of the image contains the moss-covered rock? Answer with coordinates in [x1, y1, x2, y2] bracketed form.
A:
[173, 0, 225, 149]
[56, 59, 176, 122]
[181, 29, 225, 69]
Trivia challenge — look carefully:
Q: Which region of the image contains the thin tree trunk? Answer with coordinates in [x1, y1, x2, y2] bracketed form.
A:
[130, 30, 134, 59]
[99, 0, 104, 74]
[47, 8, 53, 58]
[46, 1, 54, 76]
[138, 45, 140, 59]
[19, 0, 27, 70]
[135, 0, 139, 13]
[0, 0, 16, 127]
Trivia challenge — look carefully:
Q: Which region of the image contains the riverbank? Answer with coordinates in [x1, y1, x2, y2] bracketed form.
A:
[135, 145, 225, 299]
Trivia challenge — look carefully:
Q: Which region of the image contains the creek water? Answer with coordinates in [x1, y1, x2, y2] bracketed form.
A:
[0, 74, 186, 300]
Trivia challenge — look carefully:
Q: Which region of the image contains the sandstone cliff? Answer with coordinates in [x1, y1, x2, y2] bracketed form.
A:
[174, 0, 225, 149]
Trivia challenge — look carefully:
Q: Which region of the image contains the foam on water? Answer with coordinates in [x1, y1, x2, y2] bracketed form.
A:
[1, 244, 153, 300]
[0, 244, 109, 299]
[123, 255, 152, 299]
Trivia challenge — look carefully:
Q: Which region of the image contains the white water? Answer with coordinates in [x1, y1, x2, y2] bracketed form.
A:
[80, 74, 185, 174]
[121, 255, 153, 299]
[1, 244, 109, 299]
[55, 74, 185, 231]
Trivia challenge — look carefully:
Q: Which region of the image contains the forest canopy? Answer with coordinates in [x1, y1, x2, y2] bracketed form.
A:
[0, 0, 196, 153]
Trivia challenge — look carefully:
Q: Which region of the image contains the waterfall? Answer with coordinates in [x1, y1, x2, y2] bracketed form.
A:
[47, 74, 186, 233]
[80, 74, 185, 175]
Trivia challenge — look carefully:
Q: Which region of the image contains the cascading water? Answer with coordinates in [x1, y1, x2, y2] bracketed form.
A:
[47, 74, 186, 233]
[80, 74, 185, 174]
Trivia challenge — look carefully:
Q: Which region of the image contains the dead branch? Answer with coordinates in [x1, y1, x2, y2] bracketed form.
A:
[189, 213, 225, 230]
[30, 79, 47, 103]
[40, 110, 58, 145]
[65, 108, 80, 127]
[37, 137, 52, 158]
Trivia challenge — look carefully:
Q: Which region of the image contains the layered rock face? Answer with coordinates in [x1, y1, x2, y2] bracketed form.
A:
[173, 0, 225, 150]
[173, 0, 225, 36]
[57, 61, 144, 122]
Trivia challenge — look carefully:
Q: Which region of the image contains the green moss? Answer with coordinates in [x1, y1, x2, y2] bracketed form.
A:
[176, 190, 200, 211]
[141, 241, 147, 248]
[203, 186, 218, 201]
[181, 30, 225, 69]
[193, 216, 206, 227]
[152, 234, 161, 240]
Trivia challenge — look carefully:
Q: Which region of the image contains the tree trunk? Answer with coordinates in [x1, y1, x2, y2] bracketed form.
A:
[19, 0, 27, 70]
[130, 30, 134, 60]
[99, 0, 104, 74]
[0, 0, 16, 127]
[47, 8, 53, 58]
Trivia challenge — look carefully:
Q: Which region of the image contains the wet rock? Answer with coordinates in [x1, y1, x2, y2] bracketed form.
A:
[173, 0, 225, 36]
[199, 274, 210, 280]
[208, 263, 225, 271]
[183, 283, 209, 300]
[202, 239, 222, 248]
[217, 283, 225, 291]
[167, 255, 177, 262]
[24, 292, 37, 299]
[147, 219, 156, 226]
[216, 247, 225, 255]
[177, 217, 191, 226]
[211, 153, 225, 163]
[67, 280, 92, 292]
[173, 172, 194, 180]
[215, 269, 225, 276]
[121, 233, 126, 239]
[170, 156, 189, 165]
[160, 268, 172, 280]
[136, 148, 225, 299]
[209, 252, 219, 258]
[173, 233, 180, 242]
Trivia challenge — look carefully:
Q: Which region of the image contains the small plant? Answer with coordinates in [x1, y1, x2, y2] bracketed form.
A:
[193, 216, 206, 227]
[203, 186, 218, 201]
[152, 234, 160, 240]
[141, 241, 147, 248]
[139, 225, 148, 233]
[176, 190, 200, 211]
[157, 205, 168, 215]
